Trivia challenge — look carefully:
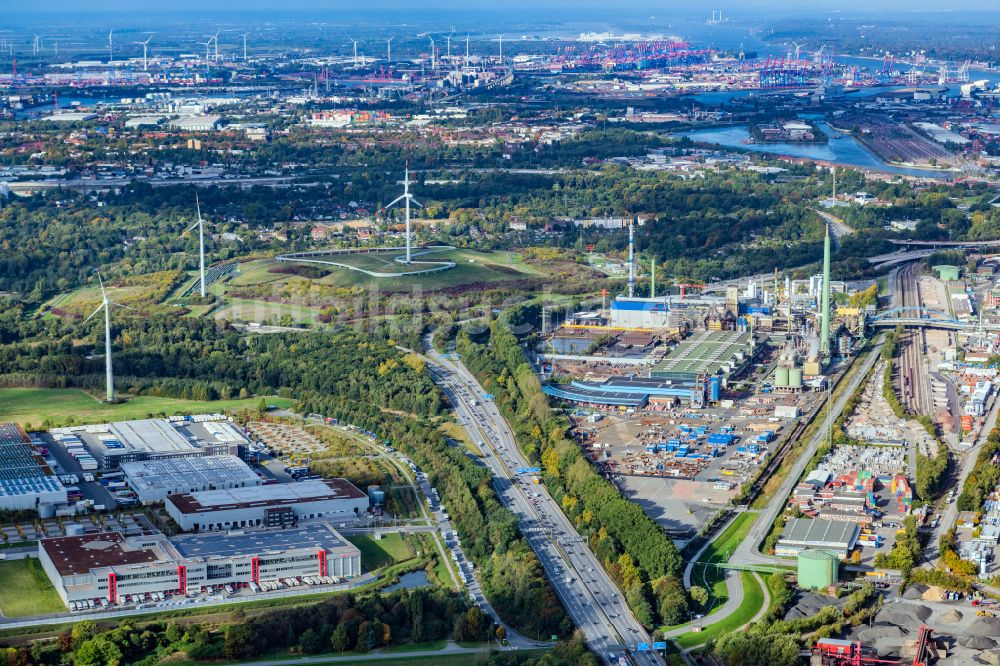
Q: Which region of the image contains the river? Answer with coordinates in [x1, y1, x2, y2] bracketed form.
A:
[678, 120, 953, 179]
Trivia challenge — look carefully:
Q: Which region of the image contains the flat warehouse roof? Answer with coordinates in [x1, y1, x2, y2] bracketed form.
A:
[171, 522, 356, 558]
[121, 455, 260, 493]
[166, 478, 367, 515]
[778, 518, 859, 548]
[42, 532, 162, 576]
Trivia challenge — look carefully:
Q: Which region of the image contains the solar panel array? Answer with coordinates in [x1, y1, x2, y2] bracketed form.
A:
[0, 423, 63, 497]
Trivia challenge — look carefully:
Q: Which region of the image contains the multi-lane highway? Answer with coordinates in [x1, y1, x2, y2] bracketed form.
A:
[424, 340, 663, 666]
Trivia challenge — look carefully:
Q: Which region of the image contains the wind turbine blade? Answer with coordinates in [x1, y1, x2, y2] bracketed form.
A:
[410, 198, 424, 208]
[195, 193, 202, 221]
[96, 271, 107, 300]
[185, 219, 200, 233]
[83, 303, 104, 324]
[108, 300, 134, 310]
[384, 194, 406, 209]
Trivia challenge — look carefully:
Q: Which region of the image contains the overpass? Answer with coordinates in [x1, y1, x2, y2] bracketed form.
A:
[870, 306, 977, 331]
[887, 239, 1000, 249]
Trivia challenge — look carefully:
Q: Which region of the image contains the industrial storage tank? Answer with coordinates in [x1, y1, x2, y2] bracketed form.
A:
[775, 367, 790, 387]
[788, 368, 803, 389]
[797, 549, 839, 589]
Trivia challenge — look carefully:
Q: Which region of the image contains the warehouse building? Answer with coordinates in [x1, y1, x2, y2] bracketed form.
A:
[165, 478, 369, 532]
[0, 423, 67, 512]
[51, 417, 250, 469]
[543, 376, 707, 409]
[775, 517, 859, 559]
[39, 522, 361, 605]
[121, 455, 262, 504]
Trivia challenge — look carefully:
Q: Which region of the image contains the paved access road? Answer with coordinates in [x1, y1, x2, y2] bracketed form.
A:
[425, 340, 663, 666]
[731, 342, 883, 568]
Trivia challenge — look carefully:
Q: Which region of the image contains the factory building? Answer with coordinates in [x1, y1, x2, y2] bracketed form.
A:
[39, 522, 361, 605]
[165, 478, 369, 532]
[542, 376, 707, 409]
[50, 417, 250, 470]
[121, 455, 262, 504]
[0, 423, 67, 512]
[649, 330, 755, 382]
[775, 517, 859, 559]
[609, 297, 682, 330]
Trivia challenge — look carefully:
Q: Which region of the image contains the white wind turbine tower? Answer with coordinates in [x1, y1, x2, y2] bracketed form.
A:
[108, 30, 114, 64]
[240, 32, 250, 61]
[198, 39, 212, 61]
[182, 194, 208, 297]
[386, 35, 395, 62]
[134, 34, 153, 71]
[427, 35, 436, 70]
[349, 37, 358, 65]
[446, 29, 454, 60]
[212, 29, 221, 62]
[383, 167, 422, 265]
[792, 41, 806, 61]
[465, 34, 470, 67]
[496, 33, 504, 64]
[84, 271, 129, 403]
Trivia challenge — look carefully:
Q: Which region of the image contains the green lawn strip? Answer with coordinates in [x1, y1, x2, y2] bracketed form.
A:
[347, 534, 411, 571]
[0, 559, 65, 617]
[672, 571, 765, 650]
[0, 387, 293, 428]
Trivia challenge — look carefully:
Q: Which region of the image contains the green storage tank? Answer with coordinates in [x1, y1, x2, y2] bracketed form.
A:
[797, 549, 839, 589]
[932, 265, 960, 282]
[775, 367, 790, 387]
[788, 368, 803, 389]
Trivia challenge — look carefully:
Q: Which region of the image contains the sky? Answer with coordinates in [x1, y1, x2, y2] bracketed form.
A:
[12, 0, 1000, 13]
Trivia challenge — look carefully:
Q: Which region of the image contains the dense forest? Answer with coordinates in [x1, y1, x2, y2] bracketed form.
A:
[456, 315, 687, 629]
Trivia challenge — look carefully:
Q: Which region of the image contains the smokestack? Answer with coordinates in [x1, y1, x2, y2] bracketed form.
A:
[820, 222, 832, 357]
[628, 222, 635, 299]
[650, 257, 655, 299]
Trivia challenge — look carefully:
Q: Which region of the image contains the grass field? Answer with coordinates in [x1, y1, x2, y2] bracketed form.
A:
[347, 534, 412, 571]
[439, 421, 481, 456]
[310, 249, 540, 290]
[0, 388, 294, 428]
[212, 298, 324, 325]
[673, 570, 765, 650]
[0, 559, 65, 617]
[692, 512, 756, 616]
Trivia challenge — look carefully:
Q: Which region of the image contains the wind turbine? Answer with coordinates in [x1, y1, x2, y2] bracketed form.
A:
[446, 29, 454, 60]
[496, 33, 504, 63]
[182, 194, 208, 298]
[427, 35, 436, 70]
[386, 35, 395, 62]
[792, 41, 805, 60]
[240, 31, 250, 61]
[133, 34, 153, 71]
[212, 29, 221, 62]
[197, 39, 212, 61]
[465, 34, 470, 67]
[83, 271, 129, 403]
[383, 167, 422, 265]
[349, 37, 358, 65]
[108, 30, 114, 64]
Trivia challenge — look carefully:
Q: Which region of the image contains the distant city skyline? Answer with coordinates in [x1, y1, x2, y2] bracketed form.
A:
[13, 0, 1000, 14]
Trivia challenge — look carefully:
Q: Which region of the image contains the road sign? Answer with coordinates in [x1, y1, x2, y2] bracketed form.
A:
[482, 393, 495, 400]
[653, 641, 667, 650]
[637, 643, 649, 652]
